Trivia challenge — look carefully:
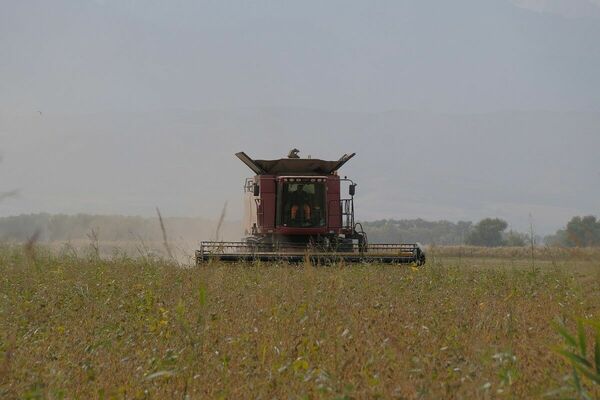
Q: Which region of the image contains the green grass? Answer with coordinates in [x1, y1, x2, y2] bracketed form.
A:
[0, 246, 599, 399]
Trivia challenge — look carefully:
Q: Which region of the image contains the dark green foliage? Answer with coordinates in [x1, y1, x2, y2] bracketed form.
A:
[545, 216, 600, 247]
[466, 218, 508, 247]
[553, 320, 600, 398]
[565, 216, 600, 247]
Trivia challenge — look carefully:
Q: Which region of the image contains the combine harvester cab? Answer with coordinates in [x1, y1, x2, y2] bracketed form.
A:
[196, 151, 425, 265]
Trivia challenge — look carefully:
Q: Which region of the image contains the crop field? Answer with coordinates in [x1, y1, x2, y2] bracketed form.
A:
[1, 246, 599, 399]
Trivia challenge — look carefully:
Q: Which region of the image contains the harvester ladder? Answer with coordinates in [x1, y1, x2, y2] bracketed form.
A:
[340, 198, 354, 231]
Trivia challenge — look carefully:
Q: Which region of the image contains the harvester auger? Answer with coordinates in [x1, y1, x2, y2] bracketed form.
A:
[196, 151, 425, 265]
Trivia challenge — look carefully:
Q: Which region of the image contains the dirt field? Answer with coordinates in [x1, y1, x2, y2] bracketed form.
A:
[1, 246, 599, 399]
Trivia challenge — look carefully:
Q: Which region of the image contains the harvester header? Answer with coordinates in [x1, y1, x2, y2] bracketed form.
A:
[235, 152, 356, 175]
[196, 150, 425, 265]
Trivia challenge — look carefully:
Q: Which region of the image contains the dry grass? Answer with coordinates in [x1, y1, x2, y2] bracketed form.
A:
[430, 245, 600, 262]
[0, 246, 599, 399]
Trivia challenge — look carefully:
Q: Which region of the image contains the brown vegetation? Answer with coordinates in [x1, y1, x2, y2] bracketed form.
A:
[430, 245, 600, 262]
[0, 247, 599, 399]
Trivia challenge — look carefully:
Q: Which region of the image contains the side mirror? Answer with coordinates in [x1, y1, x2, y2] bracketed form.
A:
[349, 184, 356, 196]
[253, 183, 260, 197]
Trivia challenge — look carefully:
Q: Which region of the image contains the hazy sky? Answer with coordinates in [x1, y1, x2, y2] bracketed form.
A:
[2, 0, 600, 113]
[1, 0, 599, 234]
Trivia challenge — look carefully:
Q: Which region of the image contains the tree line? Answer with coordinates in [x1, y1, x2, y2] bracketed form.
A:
[0, 213, 598, 247]
[544, 216, 600, 247]
[360, 218, 531, 246]
[363, 216, 599, 247]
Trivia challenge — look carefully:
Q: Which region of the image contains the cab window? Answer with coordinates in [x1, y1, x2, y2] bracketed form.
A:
[277, 181, 326, 227]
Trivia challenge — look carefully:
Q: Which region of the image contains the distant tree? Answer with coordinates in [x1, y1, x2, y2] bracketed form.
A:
[359, 219, 473, 245]
[466, 218, 508, 247]
[544, 216, 600, 247]
[504, 230, 527, 247]
[544, 229, 569, 247]
[564, 216, 600, 247]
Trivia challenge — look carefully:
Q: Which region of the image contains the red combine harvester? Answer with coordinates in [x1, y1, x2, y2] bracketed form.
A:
[196, 151, 425, 265]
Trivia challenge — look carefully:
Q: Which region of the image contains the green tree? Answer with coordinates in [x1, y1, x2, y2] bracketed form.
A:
[504, 230, 527, 246]
[565, 215, 600, 247]
[466, 218, 508, 247]
[544, 229, 568, 246]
